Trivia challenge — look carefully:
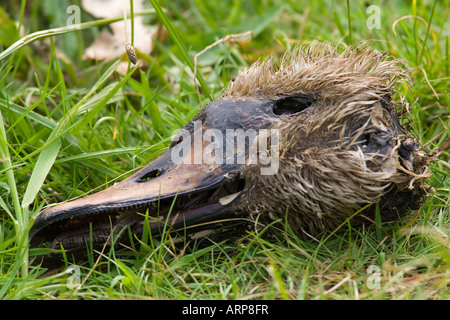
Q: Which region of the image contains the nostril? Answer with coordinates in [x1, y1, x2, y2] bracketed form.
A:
[138, 169, 160, 182]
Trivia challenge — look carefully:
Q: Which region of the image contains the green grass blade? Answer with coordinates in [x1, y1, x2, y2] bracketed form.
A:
[70, 63, 139, 134]
[0, 99, 56, 130]
[374, 203, 383, 242]
[415, 0, 438, 69]
[21, 138, 62, 208]
[346, 0, 352, 43]
[5, 83, 60, 134]
[148, 0, 213, 101]
[0, 195, 13, 221]
[0, 109, 28, 280]
[21, 61, 120, 208]
[0, 110, 21, 223]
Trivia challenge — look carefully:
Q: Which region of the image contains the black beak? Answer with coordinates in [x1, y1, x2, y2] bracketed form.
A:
[30, 98, 277, 257]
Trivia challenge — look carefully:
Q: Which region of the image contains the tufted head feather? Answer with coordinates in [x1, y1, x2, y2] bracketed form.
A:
[232, 43, 428, 237]
[222, 42, 408, 102]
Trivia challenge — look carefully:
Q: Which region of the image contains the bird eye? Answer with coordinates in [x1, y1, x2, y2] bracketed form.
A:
[273, 95, 313, 115]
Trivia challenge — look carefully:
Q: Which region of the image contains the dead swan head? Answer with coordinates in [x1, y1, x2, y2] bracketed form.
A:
[30, 43, 429, 255]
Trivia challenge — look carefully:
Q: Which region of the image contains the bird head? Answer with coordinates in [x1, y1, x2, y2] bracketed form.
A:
[30, 43, 429, 257]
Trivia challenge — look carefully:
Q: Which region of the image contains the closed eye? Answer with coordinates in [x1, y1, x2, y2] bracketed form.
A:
[273, 95, 313, 115]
